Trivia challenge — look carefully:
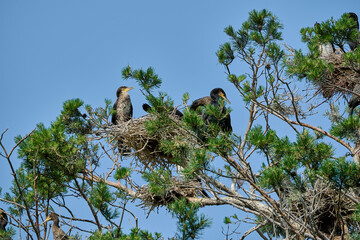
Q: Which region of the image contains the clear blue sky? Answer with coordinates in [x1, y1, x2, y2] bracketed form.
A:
[1, 1, 359, 239]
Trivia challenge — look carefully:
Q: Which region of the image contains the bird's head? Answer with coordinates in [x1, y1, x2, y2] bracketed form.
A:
[43, 212, 58, 223]
[116, 86, 134, 97]
[211, 88, 231, 104]
[348, 12, 359, 29]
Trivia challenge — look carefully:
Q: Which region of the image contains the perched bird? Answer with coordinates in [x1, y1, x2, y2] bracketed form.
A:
[349, 83, 360, 116]
[190, 88, 232, 142]
[142, 103, 183, 119]
[0, 208, 8, 232]
[190, 96, 212, 111]
[111, 86, 134, 155]
[44, 213, 69, 240]
[314, 22, 335, 59]
[190, 89, 232, 198]
[347, 12, 360, 51]
[112, 86, 134, 124]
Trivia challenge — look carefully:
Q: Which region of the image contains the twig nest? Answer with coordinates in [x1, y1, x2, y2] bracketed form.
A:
[136, 177, 201, 208]
[317, 53, 360, 99]
[287, 179, 359, 236]
[109, 114, 194, 168]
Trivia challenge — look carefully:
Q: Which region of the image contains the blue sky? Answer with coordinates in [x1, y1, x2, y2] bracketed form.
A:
[1, 1, 359, 239]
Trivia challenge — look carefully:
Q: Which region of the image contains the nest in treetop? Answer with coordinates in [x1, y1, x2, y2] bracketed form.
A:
[136, 177, 202, 209]
[315, 53, 360, 99]
[109, 114, 195, 169]
[286, 179, 359, 236]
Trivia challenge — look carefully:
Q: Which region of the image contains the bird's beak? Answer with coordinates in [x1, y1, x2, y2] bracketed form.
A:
[43, 216, 51, 224]
[220, 93, 231, 104]
[124, 87, 134, 92]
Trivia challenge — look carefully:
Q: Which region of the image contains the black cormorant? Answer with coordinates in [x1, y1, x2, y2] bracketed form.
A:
[349, 83, 360, 116]
[347, 12, 359, 51]
[0, 208, 11, 239]
[44, 212, 69, 240]
[190, 88, 232, 141]
[0, 208, 8, 232]
[142, 103, 183, 119]
[112, 86, 134, 155]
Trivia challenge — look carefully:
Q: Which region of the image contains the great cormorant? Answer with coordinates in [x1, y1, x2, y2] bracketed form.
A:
[112, 86, 134, 155]
[190, 88, 232, 141]
[347, 12, 359, 51]
[112, 86, 134, 124]
[142, 103, 183, 119]
[0, 208, 8, 232]
[44, 213, 69, 240]
[349, 83, 360, 116]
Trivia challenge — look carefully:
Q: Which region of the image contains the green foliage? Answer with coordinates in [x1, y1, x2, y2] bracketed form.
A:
[12, 99, 93, 204]
[142, 169, 172, 196]
[320, 157, 360, 190]
[227, 73, 246, 85]
[287, 12, 360, 82]
[248, 125, 277, 151]
[221, 9, 283, 54]
[251, 126, 334, 191]
[168, 198, 211, 240]
[122, 66, 162, 93]
[160, 136, 191, 166]
[217, 42, 234, 66]
[0, 227, 15, 239]
[286, 48, 332, 80]
[330, 115, 360, 141]
[181, 149, 209, 180]
[343, 47, 360, 67]
[90, 181, 119, 220]
[266, 42, 284, 64]
[90, 228, 162, 240]
[114, 167, 131, 180]
[59, 98, 90, 135]
[182, 109, 205, 138]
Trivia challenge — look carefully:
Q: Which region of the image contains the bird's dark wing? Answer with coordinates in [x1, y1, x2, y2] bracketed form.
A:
[142, 103, 151, 113]
[223, 112, 232, 133]
[130, 101, 133, 118]
[190, 96, 212, 111]
[170, 107, 183, 119]
[111, 101, 117, 124]
[349, 83, 360, 115]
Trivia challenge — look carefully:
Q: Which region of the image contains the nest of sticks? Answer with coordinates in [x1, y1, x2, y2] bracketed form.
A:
[286, 179, 360, 236]
[314, 53, 360, 99]
[136, 177, 203, 209]
[109, 114, 195, 168]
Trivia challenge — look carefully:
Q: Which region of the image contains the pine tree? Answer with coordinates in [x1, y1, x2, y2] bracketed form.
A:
[1, 9, 360, 239]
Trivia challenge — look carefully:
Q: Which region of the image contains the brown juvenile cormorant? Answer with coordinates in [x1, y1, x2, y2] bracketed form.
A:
[44, 212, 69, 240]
[112, 86, 134, 124]
[112, 86, 134, 155]
[347, 12, 360, 51]
[349, 83, 360, 116]
[142, 103, 183, 119]
[190, 88, 232, 141]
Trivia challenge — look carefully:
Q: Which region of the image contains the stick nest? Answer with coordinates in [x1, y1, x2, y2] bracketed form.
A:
[315, 53, 360, 99]
[286, 179, 359, 236]
[109, 114, 195, 168]
[136, 177, 203, 209]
